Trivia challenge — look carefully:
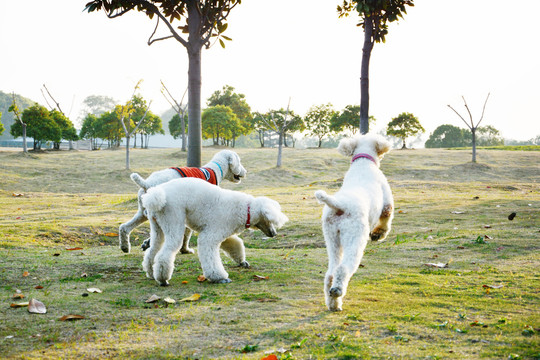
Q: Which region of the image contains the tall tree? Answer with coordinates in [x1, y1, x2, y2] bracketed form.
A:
[201, 105, 238, 145]
[85, 0, 241, 167]
[49, 110, 78, 149]
[338, 0, 414, 134]
[11, 104, 61, 150]
[386, 112, 424, 149]
[79, 114, 100, 150]
[330, 104, 376, 135]
[304, 103, 336, 148]
[447, 93, 490, 163]
[9, 94, 28, 153]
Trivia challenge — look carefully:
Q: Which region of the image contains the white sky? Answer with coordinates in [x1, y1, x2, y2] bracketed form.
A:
[1, 0, 539, 141]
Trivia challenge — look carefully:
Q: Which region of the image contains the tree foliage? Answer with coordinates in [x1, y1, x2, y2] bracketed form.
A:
[386, 112, 424, 149]
[330, 105, 375, 134]
[201, 105, 239, 146]
[169, 113, 188, 139]
[304, 104, 337, 148]
[0, 111, 4, 135]
[10, 104, 61, 150]
[425, 124, 469, 148]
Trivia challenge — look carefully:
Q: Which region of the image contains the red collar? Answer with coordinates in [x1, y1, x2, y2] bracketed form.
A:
[351, 153, 377, 164]
[245, 204, 251, 228]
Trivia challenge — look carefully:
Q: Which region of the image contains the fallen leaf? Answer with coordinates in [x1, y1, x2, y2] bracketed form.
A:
[457, 246, 465, 249]
[424, 262, 449, 268]
[261, 355, 278, 360]
[145, 294, 161, 303]
[104, 232, 118, 237]
[197, 275, 207, 282]
[52, 253, 60, 257]
[181, 281, 188, 285]
[12, 193, 24, 197]
[35, 285, 44, 289]
[483, 225, 492, 228]
[81, 273, 88, 278]
[22, 271, 29, 277]
[16, 217, 22, 219]
[28, 299, 47, 314]
[451, 211, 465, 214]
[59, 314, 85, 321]
[66, 247, 83, 251]
[253, 275, 269, 281]
[12, 293, 25, 299]
[10, 302, 29, 308]
[483, 284, 504, 289]
[87, 288, 102, 293]
[163, 297, 176, 304]
[179, 294, 201, 302]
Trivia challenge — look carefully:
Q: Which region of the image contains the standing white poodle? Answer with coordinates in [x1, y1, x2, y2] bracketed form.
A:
[132, 176, 288, 286]
[119, 150, 247, 253]
[315, 134, 394, 311]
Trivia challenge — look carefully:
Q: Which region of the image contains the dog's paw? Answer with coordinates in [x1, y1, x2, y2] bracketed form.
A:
[329, 287, 343, 298]
[120, 243, 131, 253]
[328, 306, 343, 312]
[141, 238, 151, 251]
[370, 228, 388, 242]
[238, 261, 251, 268]
[210, 278, 232, 284]
[159, 280, 170, 286]
[180, 247, 195, 254]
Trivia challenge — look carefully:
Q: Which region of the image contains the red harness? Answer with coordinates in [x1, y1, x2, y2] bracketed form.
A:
[170, 167, 218, 186]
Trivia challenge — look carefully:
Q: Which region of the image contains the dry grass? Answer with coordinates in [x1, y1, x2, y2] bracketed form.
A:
[0, 146, 539, 359]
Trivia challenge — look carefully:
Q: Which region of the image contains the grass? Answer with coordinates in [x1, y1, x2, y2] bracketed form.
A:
[0, 146, 539, 359]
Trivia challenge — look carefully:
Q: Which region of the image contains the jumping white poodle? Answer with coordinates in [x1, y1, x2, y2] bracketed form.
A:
[119, 150, 247, 253]
[131, 176, 288, 286]
[315, 134, 394, 311]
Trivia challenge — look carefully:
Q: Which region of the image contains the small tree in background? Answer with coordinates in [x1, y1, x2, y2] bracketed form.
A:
[330, 104, 376, 135]
[304, 103, 336, 148]
[161, 81, 187, 151]
[11, 104, 61, 150]
[201, 105, 238, 146]
[386, 112, 424, 149]
[338, 0, 414, 134]
[425, 124, 470, 148]
[8, 93, 28, 153]
[447, 93, 490, 163]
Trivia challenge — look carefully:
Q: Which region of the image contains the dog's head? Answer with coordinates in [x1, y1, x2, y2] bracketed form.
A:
[251, 197, 288, 238]
[337, 134, 391, 163]
[214, 150, 247, 183]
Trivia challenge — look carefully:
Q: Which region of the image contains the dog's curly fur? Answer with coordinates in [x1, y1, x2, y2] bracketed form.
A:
[136, 177, 288, 286]
[119, 150, 247, 253]
[315, 134, 394, 311]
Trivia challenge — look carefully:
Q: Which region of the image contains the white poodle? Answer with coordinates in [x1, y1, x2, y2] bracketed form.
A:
[315, 134, 394, 311]
[132, 176, 288, 286]
[119, 150, 247, 253]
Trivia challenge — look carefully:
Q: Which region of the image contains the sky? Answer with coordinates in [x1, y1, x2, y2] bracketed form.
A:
[1, 0, 539, 142]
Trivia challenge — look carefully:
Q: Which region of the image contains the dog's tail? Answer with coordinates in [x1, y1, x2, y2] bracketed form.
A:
[314, 190, 345, 213]
[141, 186, 167, 213]
[130, 173, 150, 191]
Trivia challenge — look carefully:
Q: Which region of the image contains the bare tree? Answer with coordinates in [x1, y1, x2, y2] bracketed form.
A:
[447, 93, 490, 163]
[257, 99, 295, 168]
[161, 80, 188, 151]
[41, 84, 74, 150]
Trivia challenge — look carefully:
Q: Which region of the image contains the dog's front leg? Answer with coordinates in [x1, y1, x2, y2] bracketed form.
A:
[143, 216, 165, 280]
[180, 228, 195, 254]
[370, 204, 394, 242]
[220, 235, 249, 268]
[198, 232, 230, 283]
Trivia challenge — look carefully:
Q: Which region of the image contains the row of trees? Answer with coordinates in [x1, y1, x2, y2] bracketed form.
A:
[425, 124, 504, 148]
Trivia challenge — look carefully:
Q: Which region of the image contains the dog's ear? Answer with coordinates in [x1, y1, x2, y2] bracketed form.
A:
[337, 137, 358, 157]
[227, 151, 242, 174]
[375, 136, 392, 157]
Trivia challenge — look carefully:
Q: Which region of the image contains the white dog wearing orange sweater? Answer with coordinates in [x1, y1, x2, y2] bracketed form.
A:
[315, 134, 394, 311]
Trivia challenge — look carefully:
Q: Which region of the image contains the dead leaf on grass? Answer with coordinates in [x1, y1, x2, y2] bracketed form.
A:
[483, 225, 492, 228]
[508, 212, 516, 220]
[22, 271, 29, 277]
[253, 275, 269, 281]
[261, 355, 278, 360]
[451, 211, 465, 214]
[163, 297, 176, 304]
[87, 288, 102, 293]
[12, 193, 24, 197]
[181, 281, 188, 285]
[179, 294, 201, 302]
[35, 285, 43, 289]
[197, 275, 207, 282]
[59, 314, 85, 321]
[104, 232, 118, 237]
[28, 299, 47, 314]
[10, 302, 30, 308]
[424, 261, 451, 268]
[12, 293, 25, 299]
[66, 247, 83, 251]
[145, 294, 161, 303]
[483, 284, 504, 289]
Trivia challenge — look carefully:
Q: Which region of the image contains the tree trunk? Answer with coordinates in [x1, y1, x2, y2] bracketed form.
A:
[125, 136, 131, 170]
[259, 130, 265, 147]
[22, 124, 27, 153]
[277, 130, 283, 167]
[401, 138, 407, 149]
[180, 113, 186, 151]
[186, 1, 203, 167]
[360, 16, 374, 135]
[471, 127, 477, 163]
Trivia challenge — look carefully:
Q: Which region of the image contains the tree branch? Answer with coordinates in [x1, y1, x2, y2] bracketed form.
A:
[476, 92, 491, 128]
[447, 104, 472, 130]
[42, 84, 64, 114]
[461, 96, 475, 129]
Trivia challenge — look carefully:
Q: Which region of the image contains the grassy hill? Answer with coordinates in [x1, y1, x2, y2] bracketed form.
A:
[0, 146, 538, 359]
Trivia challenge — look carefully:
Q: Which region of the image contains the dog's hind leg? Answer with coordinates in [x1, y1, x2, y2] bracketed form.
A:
[198, 232, 230, 283]
[221, 235, 249, 268]
[370, 204, 393, 242]
[323, 224, 344, 311]
[120, 188, 148, 253]
[328, 224, 369, 311]
[152, 218, 186, 286]
[180, 228, 195, 254]
[143, 215, 165, 281]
